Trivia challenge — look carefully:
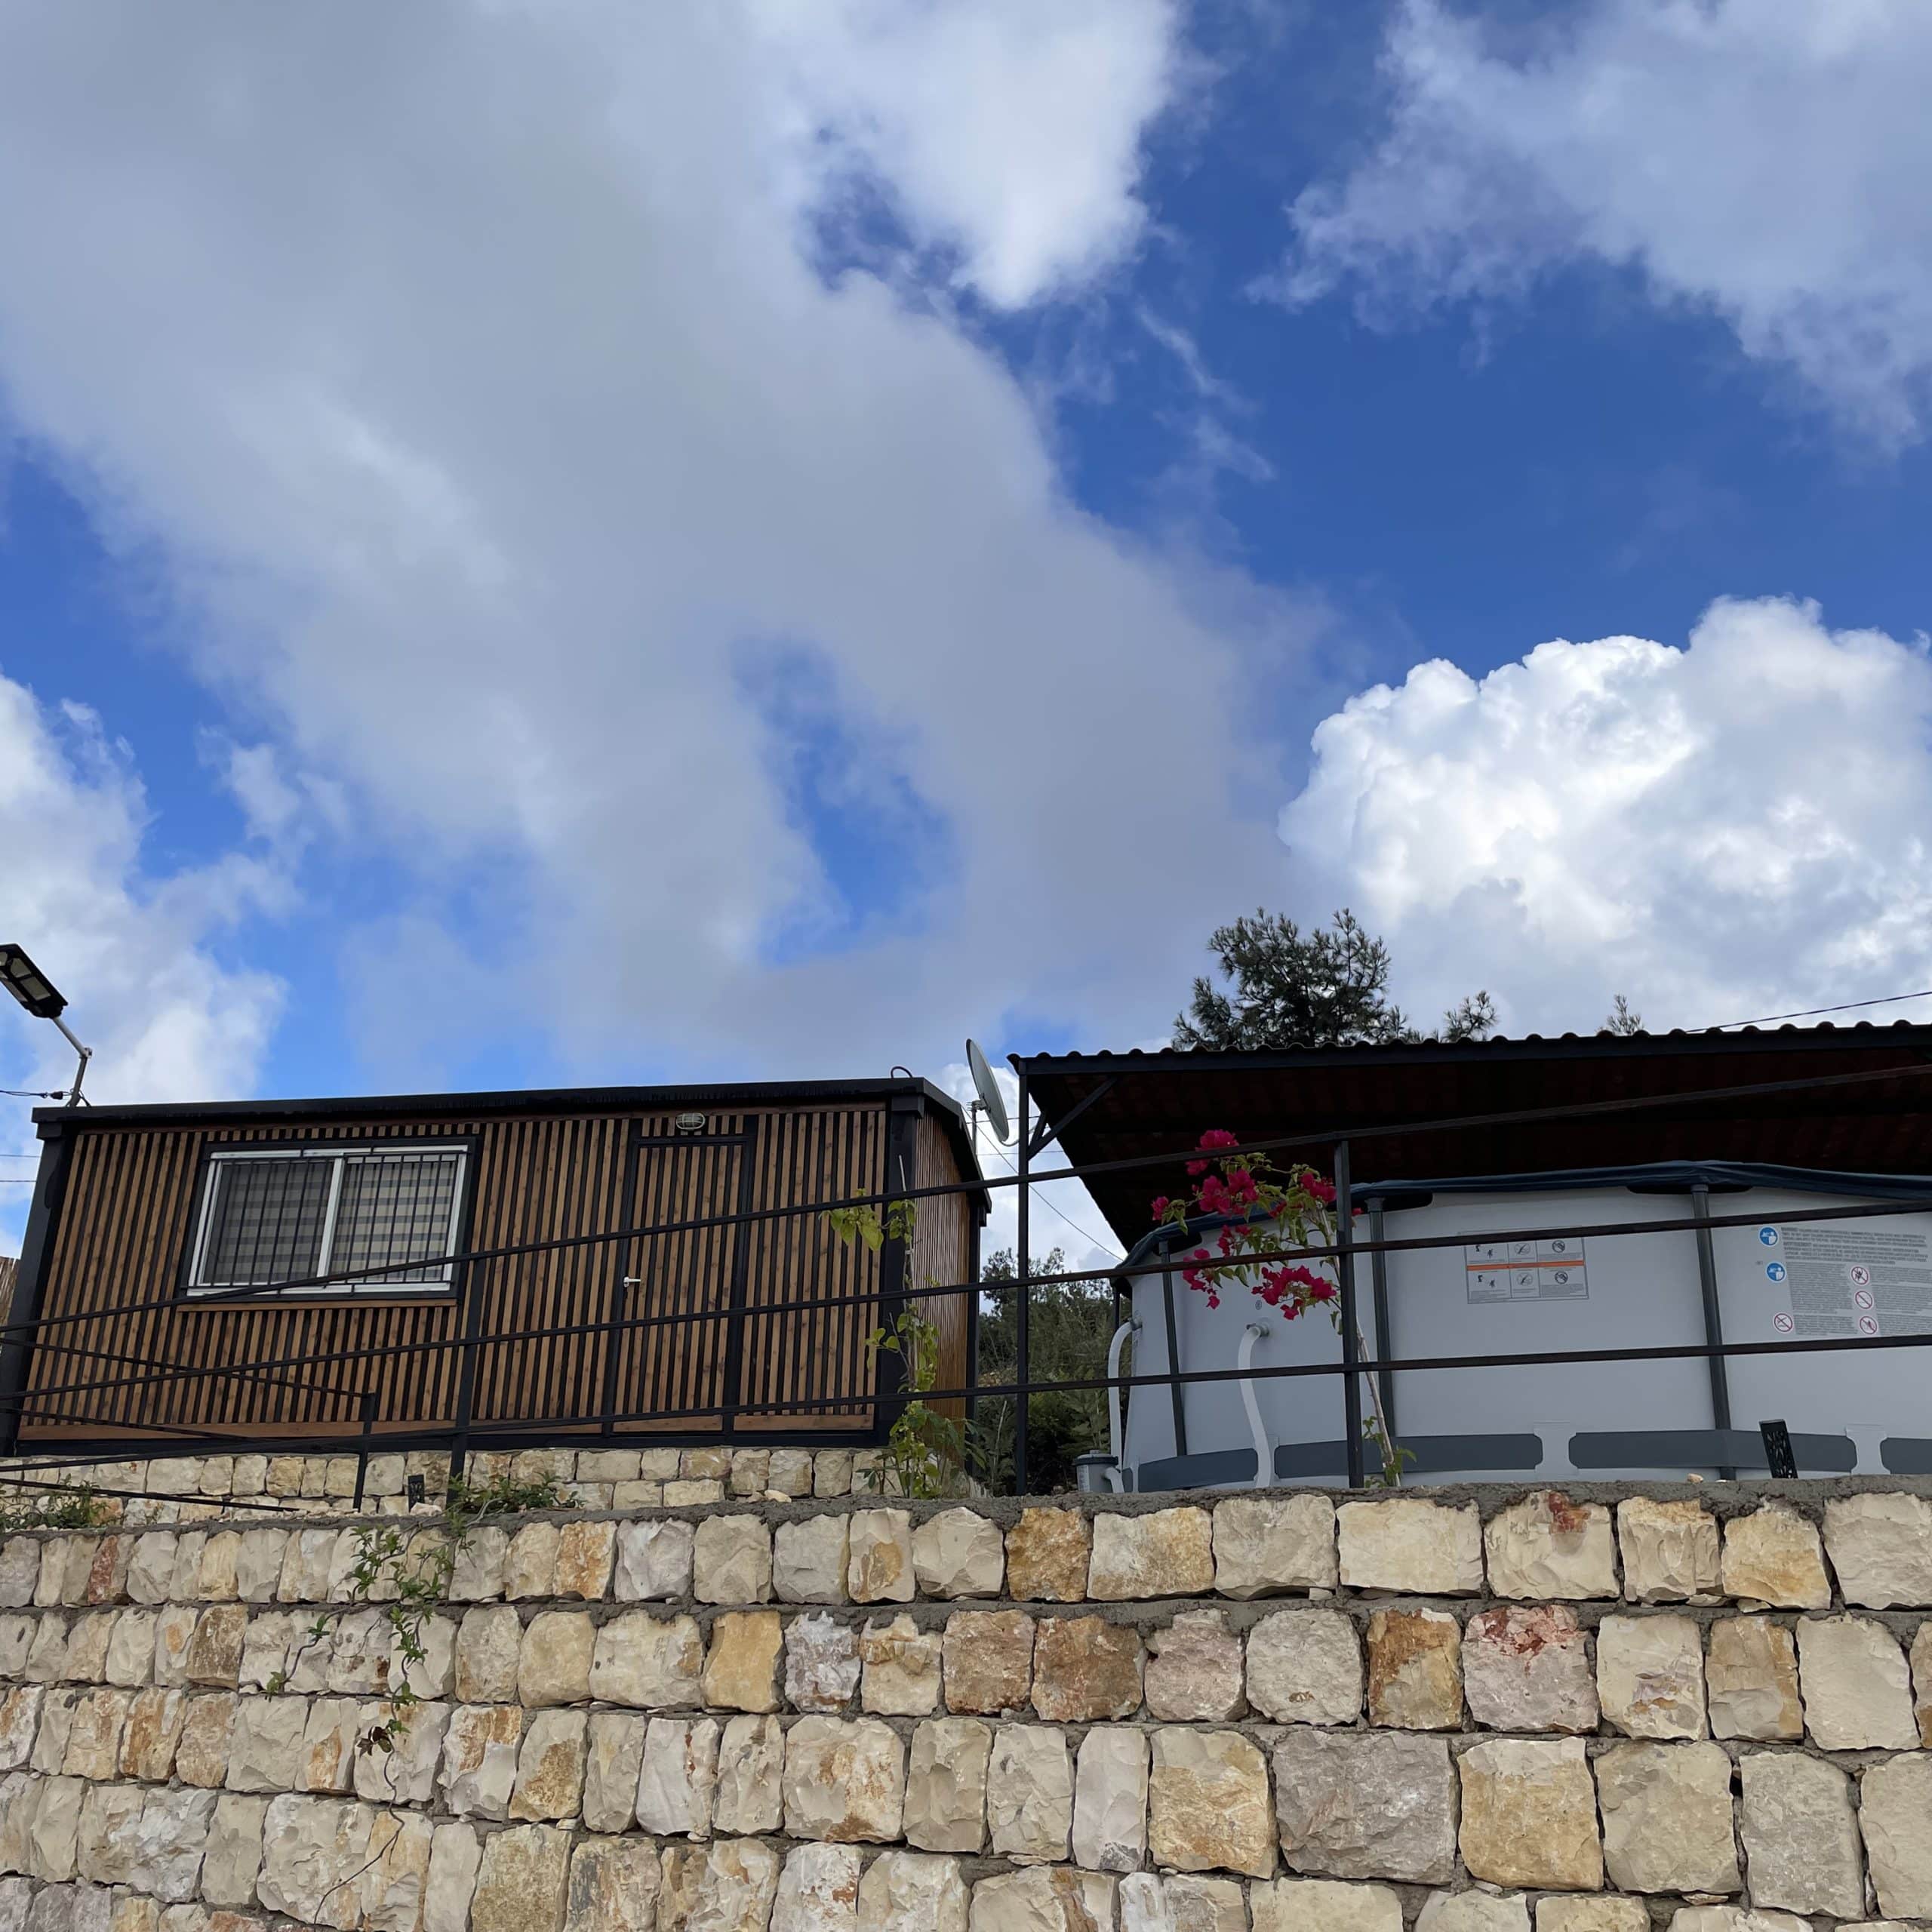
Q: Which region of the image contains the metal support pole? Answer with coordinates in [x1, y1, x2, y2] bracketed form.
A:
[1014, 1067, 1031, 1497]
[352, 1391, 377, 1512]
[450, 1259, 487, 1483]
[1336, 1143, 1364, 1487]
[1367, 1198, 1397, 1446]
[1691, 1185, 1737, 1481]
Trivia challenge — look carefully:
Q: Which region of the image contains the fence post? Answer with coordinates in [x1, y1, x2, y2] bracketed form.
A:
[352, 1390, 377, 1512]
[1336, 1141, 1364, 1487]
[451, 1257, 486, 1484]
[1014, 1067, 1031, 1497]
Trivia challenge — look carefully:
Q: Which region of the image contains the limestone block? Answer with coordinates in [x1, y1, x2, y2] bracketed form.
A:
[768, 1451, 814, 1497]
[0, 1544, 38, 1611]
[968, 1866, 1112, 1932]
[196, 1533, 242, 1601]
[1484, 1493, 1617, 1600]
[299, 1696, 360, 1793]
[1251, 1880, 1401, 1932]
[1823, 1491, 1932, 1607]
[942, 1609, 1034, 1715]
[1149, 1727, 1271, 1878]
[256, 1793, 374, 1929]
[223, 1697, 309, 1793]
[127, 1786, 217, 1904]
[1337, 1498, 1482, 1595]
[28, 1774, 82, 1882]
[858, 1851, 969, 1932]
[847, 1511, 915, 1605]
[509, 1707, 589, 1822]
[58, 1539, 102, 1608]
[694, 1518, 773, 1606]
[504, 1524, 559, 1601]
[774, 1518, 850, 1605]
[1596, 1741, 1740, 1895]
[0, 1690, 38, 1773]
[590, 1611, 704, 1709]
[610, 1481, 663, 1510]
[785, 1612, 861, 1713]
[1144, 1610, 1244, 1721]
[518, 1610, 594, 1706]
[1072, 1724, 1149, 1874]
[437, 1703, 523, 1820]
[1860, 1751, 1932, 1921]
[1244, 1606, 1361, 1725]
[63, 1687, 131, 1780]
[0, 1613, 26, 1679]
[1457, 1737, 1603, 1891]
[1004, 1510, 1090, 1603]
[685, 1840, 782, 1932]
[1735, 1749, 1861, 1918]
[1707, 1617, 1802, 1740]
[455, 1605, 523, 1704]
[770, 1844, 861, 1932]
[183, 1606, 247, 1688]
[1273, 1728, 1457, 1884]
[1367, 1607, 1462, 1729]
[703, 1611, 783, 1714]
[713, 1713, 785, 1835]
[470, 1823, 572, 1932]
[118, 1686, 184, 1781]
[26, 1614, 70, 1684]
[556, 1520, 616, 1601]
[681, 1447, 733, 1482]
[352, 1699, 448, 1804]
[635, 1715, 719, 1838]
[391, 1610, 456, 1700]
[1416, 1898, 1531, 1932]
[565, 1835, 660, 1932]
[612, 1520, 694, 1603]
[1720, 1503, 1829, 1610]
[1596, 1613, 1707, 1737]
[275, 1530, 337, 1605]
[65, 1610, 115, 1683]
[913, 1510, 1004, 1598]
[859, 1614, 942, 1716]
[233, 1531, 287, 1605]
[1211, 1494, 1337, 1597]
[986, 1724, 1072, 1864]
[728, 1451, 774, 1500]
[33, 1685, 76, 1772]
[1534, 1903, 1651, 1932]
[1089, 1509, 1214, 1601]
[583, 1711, 648, 1835]
[813, 1451, 855, 1498]
[1619, 1498, 1721, 1604]
[447, 1525, 509, 1604]
[174, 1690, 235, 1786]
[1796, 1613, 1917, 1748]
[1032, 1616, 1141, 1721]
[75, 1783, 145, 1887]
[202, 1794, 267, 1908]
[1663, 1912, 1811, 1931]
[783, 1716, 906, 1844]
[1917, 1620, 1932, 1744]
[904, 1718, 989, 1854]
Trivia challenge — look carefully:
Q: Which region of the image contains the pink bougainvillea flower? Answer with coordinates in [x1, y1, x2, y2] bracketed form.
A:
[1198, 1128, 1241, 1150]
[1186, 1158, 1209, 1177]
[1304, 1175, 1336, 1205]
[1149, 1196, 1171, 1220]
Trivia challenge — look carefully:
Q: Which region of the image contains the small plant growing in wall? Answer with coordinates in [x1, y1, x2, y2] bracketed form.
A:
[0, 1486, 112, 1531]
[267, 1471, 573, 1762]
[1155, 1129, 1411, 1487]
[827, 1197, 968, 1500]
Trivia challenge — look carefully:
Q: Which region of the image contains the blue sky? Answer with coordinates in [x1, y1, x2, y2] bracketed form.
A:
[5, 1, 1932, 1260]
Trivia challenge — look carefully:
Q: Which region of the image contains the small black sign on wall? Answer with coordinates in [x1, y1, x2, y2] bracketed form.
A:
[1758, 1418, 1798, 1478]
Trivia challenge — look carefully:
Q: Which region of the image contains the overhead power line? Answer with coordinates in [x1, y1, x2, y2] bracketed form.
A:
[1708, 987, 1932, 1029]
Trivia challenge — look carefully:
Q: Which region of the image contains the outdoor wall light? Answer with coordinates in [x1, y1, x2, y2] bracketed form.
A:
[0, 943, 91, 1105]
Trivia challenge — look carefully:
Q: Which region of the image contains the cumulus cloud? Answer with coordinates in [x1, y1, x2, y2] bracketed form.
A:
[1279, 597, 1932, 1034]
[0, 672, 282, 1236]
[1277, 0, 1932, 440]
[0, 2, 1302, 1091]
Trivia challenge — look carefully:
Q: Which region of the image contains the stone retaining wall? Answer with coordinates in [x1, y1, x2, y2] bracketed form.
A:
[0, 1448, 884, 1521]
[0, 1481, 1930, 1931]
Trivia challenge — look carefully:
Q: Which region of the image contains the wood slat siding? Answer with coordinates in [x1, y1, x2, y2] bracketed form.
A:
[19, 1100, 897, 1446]
[909, 1112, 973, 1423]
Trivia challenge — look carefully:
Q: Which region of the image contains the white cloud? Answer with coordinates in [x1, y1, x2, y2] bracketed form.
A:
[1279, 597, 1932, 1035]
[0, 672, 282, 1238]
[1277, 0, 1932, 440]
[0, 2, 1300, 1094]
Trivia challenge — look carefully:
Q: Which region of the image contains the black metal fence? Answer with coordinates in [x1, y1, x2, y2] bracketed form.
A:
[5, 1055, 1932, 1509]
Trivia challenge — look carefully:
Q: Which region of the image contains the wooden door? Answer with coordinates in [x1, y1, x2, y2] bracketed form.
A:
[602, 1123, 755, 1434]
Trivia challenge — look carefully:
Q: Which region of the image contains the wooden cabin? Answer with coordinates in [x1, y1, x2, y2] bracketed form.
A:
[1, 1078, 985, 1457]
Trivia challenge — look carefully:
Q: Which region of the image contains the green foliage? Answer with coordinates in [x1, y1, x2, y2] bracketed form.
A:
[864, 1306, 967, 1500]
[826, 1198, 916, 1253]
[0, 1486, 112, 1531]
[973, 1246, 1118, 1495]
[1174, 906, 1494, 1051]
[266, 1469, 572, 1764]
[1602, 993, 1644, 1035]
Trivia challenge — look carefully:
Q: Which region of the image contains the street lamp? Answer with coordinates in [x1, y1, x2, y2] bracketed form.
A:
[0, 945, 91, 1105]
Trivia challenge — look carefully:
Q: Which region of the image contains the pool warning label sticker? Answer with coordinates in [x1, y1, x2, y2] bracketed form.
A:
[1772, 1224, 1932, 1337]
[1464, 1235, 1589, 1303]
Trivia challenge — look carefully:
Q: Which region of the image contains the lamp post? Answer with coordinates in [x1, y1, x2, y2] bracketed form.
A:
[0, 946, 91, 1105]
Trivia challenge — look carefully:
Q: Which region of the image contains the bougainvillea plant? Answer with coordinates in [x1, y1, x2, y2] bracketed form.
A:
[1153, 1128, 1410, 1485]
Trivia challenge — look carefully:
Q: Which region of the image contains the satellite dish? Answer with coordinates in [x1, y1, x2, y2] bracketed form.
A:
[965, 1039, 1011, 1144]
